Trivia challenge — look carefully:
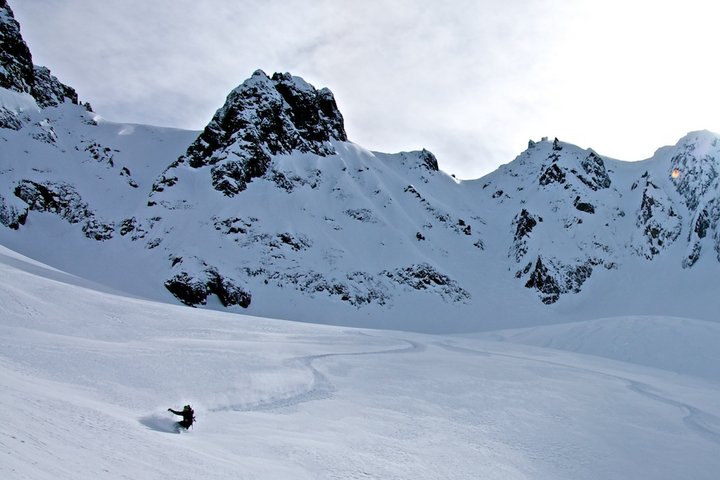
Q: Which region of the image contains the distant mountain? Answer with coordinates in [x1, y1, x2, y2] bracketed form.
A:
[1, 1, 718, 332]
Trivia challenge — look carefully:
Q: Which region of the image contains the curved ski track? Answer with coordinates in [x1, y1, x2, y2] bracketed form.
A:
[434, 341, 720, 445]
[209, 339, 423, 413]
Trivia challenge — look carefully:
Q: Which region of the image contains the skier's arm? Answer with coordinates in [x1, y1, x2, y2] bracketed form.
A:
[168, 408, 182, 416]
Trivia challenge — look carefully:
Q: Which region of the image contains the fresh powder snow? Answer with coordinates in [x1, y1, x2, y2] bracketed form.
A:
[2, 244, 720, 479]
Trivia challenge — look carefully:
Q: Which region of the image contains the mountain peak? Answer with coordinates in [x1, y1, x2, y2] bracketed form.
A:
[175, 70, 347, 196]
[0, 0, 34, 94]
[0, 0, 78, 108]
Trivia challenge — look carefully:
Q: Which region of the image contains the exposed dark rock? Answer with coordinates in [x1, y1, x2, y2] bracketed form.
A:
[206, 269, 252, 308]
[683, 242, 702, 269]
[552, 137, 562, 151]
[577, 152, 611, 190]
[513, 209, 540, 242]
[172, 70, 346, 197]
[417, 149, 439, 172]
[0, 107, 22, 130]
[511, 209, 543, 263]
[404, 184, 421, 198]
[164, 272, 208, 307]
[84, 142, 115, 166]
[165, 265, 252, 308]
[635, 176, 682, 259]
[150, 174, 178, 194]
[13, 180, 114, 240]
[524, 257, 560, 304]
[539, 163, 566, 186]
[0, 3, 78, 107]
[683, 202, 720, 268]
[213, 216, 251, 235]
[0, 1, 34, 94]
[255, 268, 390, 307]
[276, 232, 311, 251]
[523, 256, 599, 304]
[31, 65, 79, 108]
[0, 193, 26, 229]
[574, 196, 595, 214]
[272, 72, 347, 144]
[669, 138, 718, 211]
[271, 168, 321, 192]
[694, 209, 710, 239]
[383, 263, 470, 302]
[119, 217, 136, 236]
[344, 208, 377, 223]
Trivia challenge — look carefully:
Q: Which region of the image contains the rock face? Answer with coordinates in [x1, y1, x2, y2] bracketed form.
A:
[0, 1, 78, 108]
[163, 70, 347, 197]
[0, 0, 34, 93]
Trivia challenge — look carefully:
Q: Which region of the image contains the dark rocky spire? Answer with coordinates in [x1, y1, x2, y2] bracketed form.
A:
[177, 70, 347, 196]
[0, 0, 78, 107]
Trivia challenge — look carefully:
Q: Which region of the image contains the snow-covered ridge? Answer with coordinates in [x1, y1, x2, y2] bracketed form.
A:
[1, 0, 719, 331]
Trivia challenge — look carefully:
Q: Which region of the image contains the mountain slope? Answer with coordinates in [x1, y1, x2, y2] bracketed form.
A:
[1, 0, 719, 331]
[2, 244, 720, 480]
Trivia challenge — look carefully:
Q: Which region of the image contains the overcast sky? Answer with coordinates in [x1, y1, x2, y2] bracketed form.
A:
[11, 0, 720, 179]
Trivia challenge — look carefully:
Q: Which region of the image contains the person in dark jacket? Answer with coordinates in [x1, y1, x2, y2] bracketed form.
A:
[168, 405, 195, 429]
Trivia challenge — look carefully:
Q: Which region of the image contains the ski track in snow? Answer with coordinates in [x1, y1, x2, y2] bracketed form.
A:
[209, 339, 424, 413]
[434, 341, 720, 446]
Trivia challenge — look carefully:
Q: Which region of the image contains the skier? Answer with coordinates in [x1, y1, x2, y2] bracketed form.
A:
[168, 404, 195, 430]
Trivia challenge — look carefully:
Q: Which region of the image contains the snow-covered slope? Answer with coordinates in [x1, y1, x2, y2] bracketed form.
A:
[1, 0, 719, 331]
[2, 244, 720, 480]
[477, 315, 720, 381]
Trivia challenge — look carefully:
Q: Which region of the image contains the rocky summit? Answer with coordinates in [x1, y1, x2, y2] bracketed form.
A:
[1, 2, 719, 332]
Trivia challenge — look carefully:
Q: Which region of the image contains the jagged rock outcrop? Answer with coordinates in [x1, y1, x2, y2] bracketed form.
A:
[383, 263, 470, 303]
[670, 132, 719, 211]
[161, 70, 347, 197]
[1, 1, 78, 110]
[576, 152, 611, 190]
[510, 209, 542, 262]
[0, 0, 34, 94]
[633, 172, 682, 259]
[165, 259, 252, 308]
[31, 65, 79, 108]
[539, 162, 566, 186]
[523, 256, 599, 304]
[13, 180, 114, 240]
